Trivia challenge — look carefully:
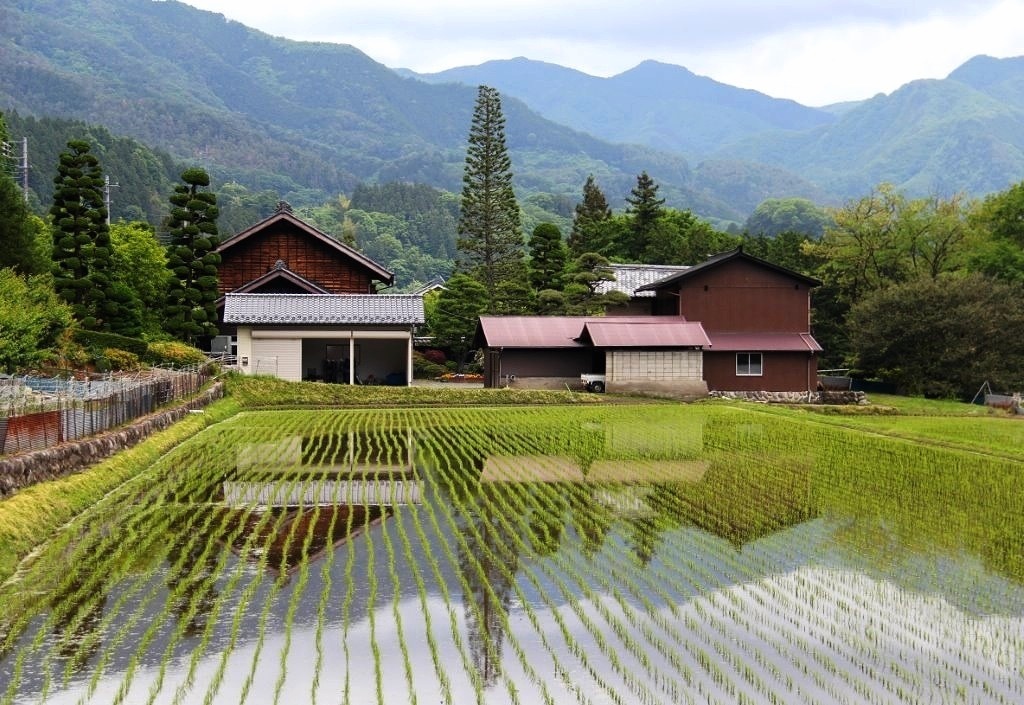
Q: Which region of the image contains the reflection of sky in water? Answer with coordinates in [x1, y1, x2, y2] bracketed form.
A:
[5, 512, 1024, 705]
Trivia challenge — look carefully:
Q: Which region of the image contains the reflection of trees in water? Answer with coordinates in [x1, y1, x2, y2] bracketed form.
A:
[50, 574, 108, 670]
[164, 522, 220, 639]
[568, 487, 615, 557]
[458, 488, 521, 690]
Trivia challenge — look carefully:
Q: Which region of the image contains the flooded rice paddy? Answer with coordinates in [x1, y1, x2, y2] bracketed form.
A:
[1, 405, 1022, 704]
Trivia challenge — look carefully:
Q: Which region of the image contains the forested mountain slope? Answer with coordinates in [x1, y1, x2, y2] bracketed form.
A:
[0, 0, 824, 221]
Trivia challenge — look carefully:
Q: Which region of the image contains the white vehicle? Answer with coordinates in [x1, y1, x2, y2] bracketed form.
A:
[581, 373, 606, 393]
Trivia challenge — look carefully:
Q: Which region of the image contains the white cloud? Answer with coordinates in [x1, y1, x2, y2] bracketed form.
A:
[182, 0, 1024, 104]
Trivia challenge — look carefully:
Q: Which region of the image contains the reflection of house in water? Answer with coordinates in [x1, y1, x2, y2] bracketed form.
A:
[218, 428, 417, 576]
[221, 505, 388, 578]
[223, 429, 420, 507]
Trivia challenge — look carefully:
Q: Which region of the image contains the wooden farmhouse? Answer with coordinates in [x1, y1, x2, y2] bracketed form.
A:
[475, 248, 822, 395]
[216, 202, 424, 385]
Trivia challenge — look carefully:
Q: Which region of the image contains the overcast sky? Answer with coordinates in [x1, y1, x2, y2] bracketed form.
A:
[181, 0, 1024, 106]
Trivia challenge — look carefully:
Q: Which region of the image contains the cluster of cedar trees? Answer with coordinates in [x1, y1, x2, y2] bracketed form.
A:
[0, 114, 221, 368]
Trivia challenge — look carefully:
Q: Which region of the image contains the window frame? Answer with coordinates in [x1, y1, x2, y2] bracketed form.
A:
[736, 352, 763, 377]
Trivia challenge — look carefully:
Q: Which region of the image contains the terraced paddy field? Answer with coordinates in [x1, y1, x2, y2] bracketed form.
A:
[1, 401, 1022, 704]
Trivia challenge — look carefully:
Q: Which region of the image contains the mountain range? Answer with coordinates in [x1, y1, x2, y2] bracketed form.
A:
[2, 0, 1023, 226]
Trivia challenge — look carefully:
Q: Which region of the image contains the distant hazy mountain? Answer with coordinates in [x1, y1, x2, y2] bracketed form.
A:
[409, 57, 836, 159]
[716, 58, 1024, 197]
[411, 54, 1024, 200]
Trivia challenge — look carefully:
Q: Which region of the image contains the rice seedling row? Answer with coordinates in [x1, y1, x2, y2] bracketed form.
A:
[2, 404, 1022, 705]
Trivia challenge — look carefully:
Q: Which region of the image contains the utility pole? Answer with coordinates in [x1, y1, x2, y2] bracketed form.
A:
[103, 173, 119, 224]
[20, 137, 28, 204]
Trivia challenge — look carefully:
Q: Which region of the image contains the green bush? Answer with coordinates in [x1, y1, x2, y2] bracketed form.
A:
[145, 340, 208, 366]
[100, 347, 141, 371]
[413, 351, 446, 379]
[0, 270, 74, 373]
[72, 328, 148, 357]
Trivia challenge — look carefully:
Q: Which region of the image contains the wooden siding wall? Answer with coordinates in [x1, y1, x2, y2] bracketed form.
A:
[219, 227, 374, 295]
[483, 349, 592, 387]
[704, 352, 817, 392]
[670, 260, 810, 333]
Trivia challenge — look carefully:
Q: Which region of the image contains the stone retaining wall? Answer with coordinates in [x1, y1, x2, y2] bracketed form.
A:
[708, 390, 868, 405]
[0, 381, 224, 498]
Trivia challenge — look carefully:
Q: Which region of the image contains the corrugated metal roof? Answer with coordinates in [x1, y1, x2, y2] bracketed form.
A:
[223, 293, 424, 325]
[706, 332, 823, 352]
[476, 316, 590, 348]
[594, 263, 690, 298]
[581, 320, 710, 348]
[476, 316, 694, 348]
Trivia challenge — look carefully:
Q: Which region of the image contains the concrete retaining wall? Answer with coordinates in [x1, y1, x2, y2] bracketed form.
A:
[0, 382, 224, 498]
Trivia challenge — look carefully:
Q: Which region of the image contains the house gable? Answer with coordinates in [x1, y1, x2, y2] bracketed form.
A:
[216, 202, 393, 295]
[640, 248, 819, 333]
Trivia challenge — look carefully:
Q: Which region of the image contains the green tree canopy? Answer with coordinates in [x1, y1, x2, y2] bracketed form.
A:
[745, 198, 831, 239]
[568, 174, 613, 258]
[110, 220, 170, 336]
[0, 269, 73, 373]
[429, 273, 488, 371]
[457, 85, 525, 313]
[527, 223, 568, 293]
[620, 171, 665, 261]
[49, 139, 125, 331]
[163, 167, 221, 344]
[848, 273, 1024, 398]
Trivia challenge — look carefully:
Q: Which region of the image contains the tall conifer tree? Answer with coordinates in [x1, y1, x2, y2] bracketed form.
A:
[50, 140, 121, 330]
[623, 171, 665, 261]
[164, 168, 221, 344]
[457, 85, 524, 313]
[568, 174, 613, 257]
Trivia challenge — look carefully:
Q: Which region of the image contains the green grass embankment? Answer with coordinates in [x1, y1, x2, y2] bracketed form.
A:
[0, 397, 241, 583]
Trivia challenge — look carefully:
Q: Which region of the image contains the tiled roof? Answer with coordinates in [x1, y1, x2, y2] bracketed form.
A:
[223, 293, 425, 325]
[594, 263, 690, 298]
[580, 320, 710, 348]
[706, 332, 823, 352]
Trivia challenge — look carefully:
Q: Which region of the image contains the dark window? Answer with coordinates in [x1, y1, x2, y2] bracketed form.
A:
[736, 352, 763, 376]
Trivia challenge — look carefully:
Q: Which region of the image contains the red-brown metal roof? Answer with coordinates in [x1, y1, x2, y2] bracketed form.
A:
[706, 332, 823, 352]
[579, 320, 710, 348]
[476, 316, 692, 348]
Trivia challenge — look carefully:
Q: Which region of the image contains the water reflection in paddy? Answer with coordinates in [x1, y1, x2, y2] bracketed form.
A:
[1, 407, 1022, 705]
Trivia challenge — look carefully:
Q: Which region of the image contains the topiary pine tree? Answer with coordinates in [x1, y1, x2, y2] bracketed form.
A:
[527, 223, 568, 294]
[50, 139, 123, 330]
[568, 174, 613, 258]
[457, 85, 525, 314]
[163, 167, 221, 345]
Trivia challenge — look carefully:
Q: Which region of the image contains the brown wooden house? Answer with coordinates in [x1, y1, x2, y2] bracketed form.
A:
[475, 247, 822, 395]
[637, 247, 822, 392]
[216, 201, 394, 298]
[216, 203, 423, 384]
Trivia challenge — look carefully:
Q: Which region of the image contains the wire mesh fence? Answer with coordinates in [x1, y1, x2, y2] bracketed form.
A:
[0, 364, 215, 456]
